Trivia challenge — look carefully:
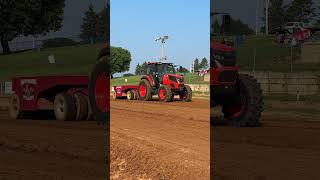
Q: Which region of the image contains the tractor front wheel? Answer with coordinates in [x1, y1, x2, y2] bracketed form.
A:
[158, 85, 173, 102]
[180, 85, 192, 102]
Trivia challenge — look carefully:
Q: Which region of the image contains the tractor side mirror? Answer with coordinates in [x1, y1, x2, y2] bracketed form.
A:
[222, 15, 231, 33]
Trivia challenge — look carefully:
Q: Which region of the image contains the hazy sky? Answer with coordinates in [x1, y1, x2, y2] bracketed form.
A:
[212, 0, 320, 30]
[111, 0, 210, 73]
[48, 0, 106, 38]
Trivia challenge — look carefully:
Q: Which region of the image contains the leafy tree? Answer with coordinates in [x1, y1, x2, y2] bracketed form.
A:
[229, 18, 254, 35]
[261, 0, 286, 31]
[199, 57, 209, 69]
[194, 58, 200, 72]
[177, 66, 189, 73]
[135, 63, 142, 75]
[111, 46, 132, 76]
[0, 0, 65, 54]
[285, 0, 318, 23]
[80, 4, 98, 43]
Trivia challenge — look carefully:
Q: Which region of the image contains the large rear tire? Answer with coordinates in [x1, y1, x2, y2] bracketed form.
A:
[74, 93, 88, 121]
[9, 94, 24, 119]
[89, 55, 110, 123]
[138, 79, 152, 101]
[158, 85, 173, 102]
[222, 74, 263, 127]
[54, 93, 76, 121]
[180, 85, 192, 102]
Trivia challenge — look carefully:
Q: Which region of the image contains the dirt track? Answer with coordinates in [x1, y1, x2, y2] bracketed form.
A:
[212, 111, 320, 180]
[1, 97, 320, 179]
[0, 109, 106, 180]
[110, 98, 211, 179]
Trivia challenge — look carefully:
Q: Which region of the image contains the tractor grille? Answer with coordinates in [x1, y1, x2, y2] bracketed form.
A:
[217, 70, 238, 82]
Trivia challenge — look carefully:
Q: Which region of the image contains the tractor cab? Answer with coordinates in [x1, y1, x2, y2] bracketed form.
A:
[146, 62, 177, 85]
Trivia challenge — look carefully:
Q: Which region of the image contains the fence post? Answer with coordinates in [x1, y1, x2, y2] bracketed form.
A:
[267, 71, 271, 94]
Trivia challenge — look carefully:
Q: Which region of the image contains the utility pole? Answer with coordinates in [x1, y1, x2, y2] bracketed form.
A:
[256, 0, 259, 36]
[265, 0, 269, 36]
[155, 36, 169, 62]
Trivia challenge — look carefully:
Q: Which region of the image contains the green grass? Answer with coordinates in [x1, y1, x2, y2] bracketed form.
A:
[111, 73, 209, 87]
[219, 36, 320, 72]
[0, 44, 103, 81]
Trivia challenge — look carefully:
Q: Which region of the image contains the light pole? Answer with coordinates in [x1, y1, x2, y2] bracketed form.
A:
[265, 0, 269, 36]
[256, 0, 259, 36]
[155, 36, 169, 62]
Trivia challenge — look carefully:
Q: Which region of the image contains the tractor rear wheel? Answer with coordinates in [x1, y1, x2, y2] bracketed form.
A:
[138, 79, 152, 101]
[89, 55, 110, 122]
[222, 74, 263, 127]
[158, 85, 173, 102]
[9, 94, 24, 119]
[54, 93, 76, 121]
[74, 93, 88, 121]
[180, 85, 192, 102]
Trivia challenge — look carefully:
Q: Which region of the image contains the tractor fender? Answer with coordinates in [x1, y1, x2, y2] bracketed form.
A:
[141, 75, 154, 87]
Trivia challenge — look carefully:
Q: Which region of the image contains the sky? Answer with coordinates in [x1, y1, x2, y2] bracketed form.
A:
[110, 0, 210, 74]
[46, 0, 106, 38]
[212, 0, 320, 31]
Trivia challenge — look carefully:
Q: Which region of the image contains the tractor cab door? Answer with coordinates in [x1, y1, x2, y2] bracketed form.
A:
[147, 64, 159, 85]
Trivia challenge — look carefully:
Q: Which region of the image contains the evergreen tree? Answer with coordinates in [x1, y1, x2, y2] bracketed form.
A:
[194, 58, 200, 72]
[285, 0, 318, 23]
[80, 4, 98, 43]
[199, 57, 209, 69]
[135, 63, 141, 75]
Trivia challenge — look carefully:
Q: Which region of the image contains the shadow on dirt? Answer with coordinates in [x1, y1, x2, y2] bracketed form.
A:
[22, 110, 56, 120]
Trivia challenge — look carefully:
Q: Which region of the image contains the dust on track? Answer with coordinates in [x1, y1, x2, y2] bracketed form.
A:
[110, 98, 210, 180]
[212, 114, 320, 180]
[0, 109, 106, 180]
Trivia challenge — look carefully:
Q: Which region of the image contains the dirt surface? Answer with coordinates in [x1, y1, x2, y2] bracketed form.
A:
[0, 109, 106, 180]
[212, 101, 320, 180]
[110, 98, 210, 180]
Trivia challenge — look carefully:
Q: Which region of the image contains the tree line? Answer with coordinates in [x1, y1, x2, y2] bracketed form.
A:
[0, 1, 110, 54]
[0, 0, 65, 54]
[193, 57, 208, 72]
[261, 0, 320, 31]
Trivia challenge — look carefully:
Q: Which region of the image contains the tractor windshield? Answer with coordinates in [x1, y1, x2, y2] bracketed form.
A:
[157, 63, 176, 74]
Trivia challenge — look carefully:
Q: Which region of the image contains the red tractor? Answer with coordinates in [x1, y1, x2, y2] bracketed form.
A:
[211, 13, 263, 127]
[137, 62, 192, 102]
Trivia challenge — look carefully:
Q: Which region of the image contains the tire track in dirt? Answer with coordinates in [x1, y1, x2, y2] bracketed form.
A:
[212, 116, 320, 180]
[110, 99, 210, 179]
[0, 110, 105, 180]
